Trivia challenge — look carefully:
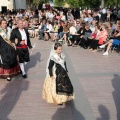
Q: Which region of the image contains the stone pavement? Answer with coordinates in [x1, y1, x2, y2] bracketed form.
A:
[0, 38, 120, 120]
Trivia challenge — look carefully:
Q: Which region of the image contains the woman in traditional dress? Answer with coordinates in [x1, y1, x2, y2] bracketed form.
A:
[42, 43, 74, 105]
[0, 19, 20, 81]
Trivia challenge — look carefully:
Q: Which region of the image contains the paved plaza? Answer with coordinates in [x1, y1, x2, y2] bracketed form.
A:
[0, 38, 120, 120]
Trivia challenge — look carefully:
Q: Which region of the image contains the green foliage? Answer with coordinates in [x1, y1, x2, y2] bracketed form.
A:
[89, 0, 101, 8]
[66, 0, 79, 8]
[34, 0, 119, 8]
[54, 0, 65, 7]
[32, 0, 49, 5]
[105, 0, 120, 7]
[33, 0, 38, 4]
[54, 0, 101, 8]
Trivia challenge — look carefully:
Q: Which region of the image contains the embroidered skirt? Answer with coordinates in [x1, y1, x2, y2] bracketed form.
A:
[0, 65, 20, 78]
[42, 75, 74, 104]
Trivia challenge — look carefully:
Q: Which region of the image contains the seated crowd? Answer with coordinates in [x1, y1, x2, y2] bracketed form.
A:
[0, 8, 120, 56]
[37, 10, 120, 56]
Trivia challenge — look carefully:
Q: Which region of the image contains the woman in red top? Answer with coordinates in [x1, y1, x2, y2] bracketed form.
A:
[97, 24, 108, 45]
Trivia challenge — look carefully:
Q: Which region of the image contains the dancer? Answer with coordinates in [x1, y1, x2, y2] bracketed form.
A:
[42, 43, 74, 105]
[0, 19, 20, 81]
[10, 19, 32, 78]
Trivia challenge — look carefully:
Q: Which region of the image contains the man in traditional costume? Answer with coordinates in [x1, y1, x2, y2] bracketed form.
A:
[10, 19, 32, 78]
[0, 19, 20, 81]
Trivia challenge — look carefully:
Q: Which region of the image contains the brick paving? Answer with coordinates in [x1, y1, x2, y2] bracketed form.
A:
[65, 46, 120, 120]
[0, 38, 120, 120]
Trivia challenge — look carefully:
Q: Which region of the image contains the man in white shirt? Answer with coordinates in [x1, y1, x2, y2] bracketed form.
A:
[10, 19, 32, 78]
[42, 4, 46, 9]
[101, 8, 107, 22]
[102, 8, 107, 14]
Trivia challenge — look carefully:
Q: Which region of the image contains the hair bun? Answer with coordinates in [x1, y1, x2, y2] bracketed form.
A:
[54, 42, 62, 50]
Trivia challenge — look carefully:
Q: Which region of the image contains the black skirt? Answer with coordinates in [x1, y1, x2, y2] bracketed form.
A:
[0, 36, 18, 69]
[16, 48, 30, 63]
[56, 64, 74, 96]
[48, 59, 74, 96]
[0, 36, 20, 78]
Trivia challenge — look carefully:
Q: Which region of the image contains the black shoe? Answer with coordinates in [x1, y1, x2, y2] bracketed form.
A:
[20, 70, 22, 74]
[7, 77, 11, 81]
[58, 103, 63, 106]
[22, 74, 27, 78]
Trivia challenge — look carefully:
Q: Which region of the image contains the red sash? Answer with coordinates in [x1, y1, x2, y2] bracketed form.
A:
[16, 40, 27, 49]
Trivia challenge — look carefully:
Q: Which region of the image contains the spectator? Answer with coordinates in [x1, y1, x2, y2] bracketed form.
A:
[50, 22, 59, 41]
[68, 23, 77, 46]
[88, 13, 93, 24]
[44, 21, 53, 41]
[7, 16, 13, 29]
[90, 20, 96, 33]
[99, 28, 120, 55]
[93, 12, 99, 23]
[107, 8, 111, 22]
[80, 23, 92, 49]
[57, 22, 64, 39]
[89, 25, 101, 52]
[39, 20, 47, 39]
[97, 24, 108, 45]
[101, 7, 107, 22]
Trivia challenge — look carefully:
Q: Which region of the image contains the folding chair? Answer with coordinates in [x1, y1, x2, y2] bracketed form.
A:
[110, 44, 120, 53]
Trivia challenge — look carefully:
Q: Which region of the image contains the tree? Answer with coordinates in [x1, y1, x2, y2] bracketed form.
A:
[54, 0, 101, 9]
[105, 0, 120, 7]
[66, 0, 79, 8]
[30, 0, 49, 9]
[54, 0, 65, 7]
[32, 0, 49, 5]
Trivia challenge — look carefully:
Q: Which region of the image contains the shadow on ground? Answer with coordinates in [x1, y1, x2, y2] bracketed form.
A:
[52, 101, 85, 120]
[25, 52, 41, 72]
[0, 76, 29, 120]
[112, 74, 120, 120]
[97, 105, 110, 120]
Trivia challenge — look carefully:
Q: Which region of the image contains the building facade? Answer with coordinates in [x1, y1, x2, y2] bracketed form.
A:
[0, 0, 26, 12]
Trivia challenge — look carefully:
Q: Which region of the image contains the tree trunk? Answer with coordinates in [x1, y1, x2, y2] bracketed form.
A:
[101, 0, 104, 8]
